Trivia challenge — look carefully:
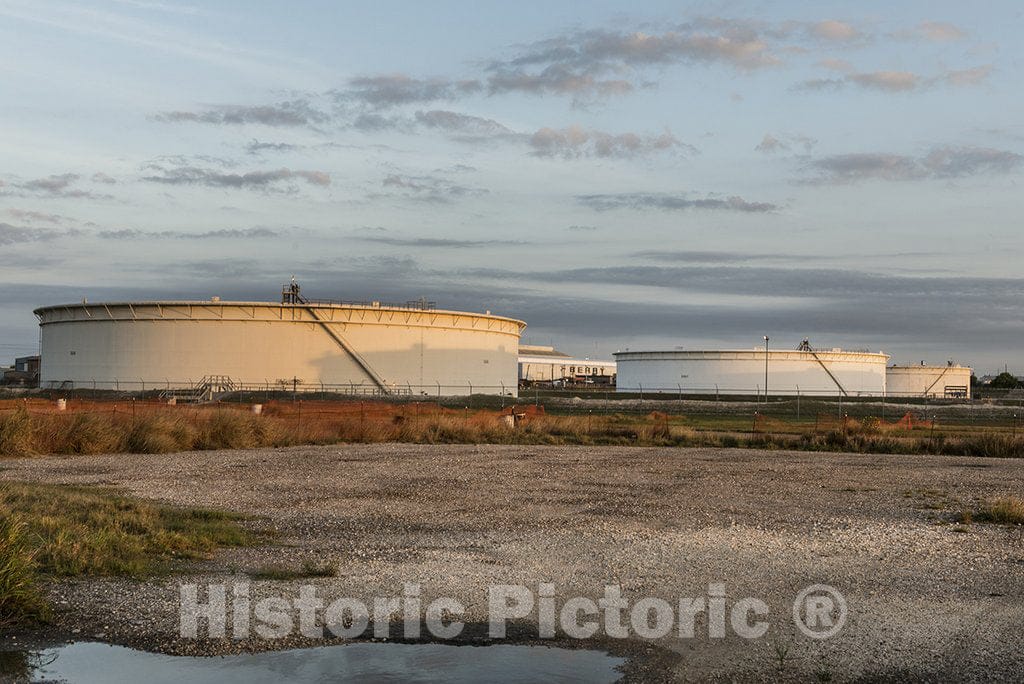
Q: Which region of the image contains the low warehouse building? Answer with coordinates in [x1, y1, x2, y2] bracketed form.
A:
[615, 342, 889, 396]
[886, 363, 972, 399]
[35, 284, 525, 396]
[518, 345, 616, 385]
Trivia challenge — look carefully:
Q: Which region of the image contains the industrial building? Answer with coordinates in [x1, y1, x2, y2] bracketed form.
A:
[34, 282, 525, 396]
[886, 363, 972, 399]
[518, 345, 616, 385]
[615, 341, 890, 396]
[1, 355, 40, 386]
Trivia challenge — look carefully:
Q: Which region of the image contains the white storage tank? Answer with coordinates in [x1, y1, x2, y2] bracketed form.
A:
[886, 363, 972, 399]
[615, 344, 889, 396]
[35, 288, 525, 396]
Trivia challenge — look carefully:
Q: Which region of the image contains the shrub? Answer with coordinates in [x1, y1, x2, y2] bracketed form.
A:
[977, 497, 1024, 524]
[125, 415, 194, 454]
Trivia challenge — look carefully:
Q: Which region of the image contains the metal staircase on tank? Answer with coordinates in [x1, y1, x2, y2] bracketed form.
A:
[159, 375, 236, 404]
[282, 277, 392, 395]
[798, 338, 848, 396]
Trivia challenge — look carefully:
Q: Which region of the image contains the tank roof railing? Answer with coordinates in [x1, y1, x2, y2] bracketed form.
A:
[293, 298, 437, 311]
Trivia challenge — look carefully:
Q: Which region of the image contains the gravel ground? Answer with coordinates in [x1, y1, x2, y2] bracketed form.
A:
[2, 444, 1023, 682]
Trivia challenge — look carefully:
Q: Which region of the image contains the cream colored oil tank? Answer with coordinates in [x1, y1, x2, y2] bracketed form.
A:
[886, 364, 972, 399]
[35, 300, 525, 396]
[614, 348, 889, 396]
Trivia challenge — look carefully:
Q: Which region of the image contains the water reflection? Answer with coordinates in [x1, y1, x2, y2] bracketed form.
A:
[2, 641, 624, 683]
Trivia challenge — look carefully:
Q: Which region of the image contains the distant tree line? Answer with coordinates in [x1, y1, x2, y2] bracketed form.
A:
[989, 372, 1022, 389]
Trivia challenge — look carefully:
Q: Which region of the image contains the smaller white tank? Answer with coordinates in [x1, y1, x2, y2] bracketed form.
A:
[886, 363, 972, 399]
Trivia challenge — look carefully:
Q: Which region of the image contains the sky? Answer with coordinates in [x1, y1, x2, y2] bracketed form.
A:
[1, 0, 1022, 373]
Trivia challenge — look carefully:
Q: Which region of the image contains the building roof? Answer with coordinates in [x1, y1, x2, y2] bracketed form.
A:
[518, 344, 571, 358]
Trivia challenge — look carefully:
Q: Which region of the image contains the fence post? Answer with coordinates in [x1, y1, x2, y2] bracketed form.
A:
[639, 383, 643, 402]
[677, 383, 682, 401]
[796, 387, 800, 422]
[437, 382, 441, 398]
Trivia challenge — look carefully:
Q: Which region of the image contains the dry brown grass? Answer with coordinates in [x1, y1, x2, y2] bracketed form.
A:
[976, 497, 1024, 524]
[1, 400, 1023, 458]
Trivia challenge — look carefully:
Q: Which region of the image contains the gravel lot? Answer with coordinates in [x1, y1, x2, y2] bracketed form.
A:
[2, 444, 1023, 682]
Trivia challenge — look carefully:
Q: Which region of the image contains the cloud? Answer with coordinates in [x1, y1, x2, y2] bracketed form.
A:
[97, 227, 278, 240]
[847, 70, 919, 92]
[804, 146, 1023, 183]
[1, 173, 112, 200]
[920, 146, 1023, 177]
[350, 112, 413, 132]
[141, 166, 331, 189]
[808, 20, 861, 42]
[91, 172, 117, 184]
[348, 108, 682, 160]
[633, 250, 793, 264]
[487, 66, 635, 99]
[529, 126, 690, 159]
[793, 77, 845, 92]
[244, 140, 299, 154]
[508, 264, 1024, 310]
[414, 110, 514, 138]
[6, 209, 70, 224]
[804, 153, 927, 183]
[377, 174, 488, 204]
[797, 65, 991, 92]
[567, 225, 599, 231]
[0, 222, 70, 245]
[20, 173, 81, 194]
[487, 26, 779, 98]
[576, 192, 778, 213]
[338, 75, 482, 109]
[755, 133, 785, 153]
[755, 133, 817, 154]
[355, 236, 519, 248]
[155, 99, 329, 127]
[818, 58, 853, 71]
[915, 21, 967, 42]
[943, 65, 992, 87]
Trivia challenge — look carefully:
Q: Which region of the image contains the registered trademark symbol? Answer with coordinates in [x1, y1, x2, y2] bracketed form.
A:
[793, 584, 847, 639]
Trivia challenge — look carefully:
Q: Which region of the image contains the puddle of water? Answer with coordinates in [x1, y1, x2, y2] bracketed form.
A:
[3, 641, 625, 683]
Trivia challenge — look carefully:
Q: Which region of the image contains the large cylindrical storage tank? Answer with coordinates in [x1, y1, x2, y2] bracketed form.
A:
[886, 365, 972, 399]
[34, 300, 525, 396]
[614, 349, 889, 396]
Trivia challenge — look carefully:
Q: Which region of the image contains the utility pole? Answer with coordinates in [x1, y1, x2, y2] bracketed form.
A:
[763, 335, 770, 405]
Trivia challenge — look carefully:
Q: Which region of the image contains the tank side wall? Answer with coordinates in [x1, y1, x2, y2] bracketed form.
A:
[38, 306, 522, 396]
[886, 367, 972, 398]
[615, 354, 887, 395]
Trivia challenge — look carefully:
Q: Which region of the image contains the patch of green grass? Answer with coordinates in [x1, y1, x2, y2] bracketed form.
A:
[249, 559, 338, 581]
[0, 481, 265, 578]
[0, 515, 49, 627]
